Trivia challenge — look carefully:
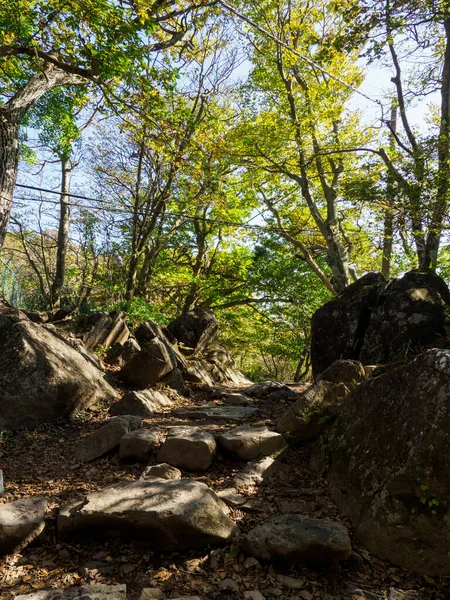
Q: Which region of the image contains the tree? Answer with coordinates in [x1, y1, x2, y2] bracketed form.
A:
[0, 0, 208, 248]
[230, 0, 367, 293]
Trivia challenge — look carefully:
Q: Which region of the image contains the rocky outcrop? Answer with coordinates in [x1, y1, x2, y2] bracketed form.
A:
[71, 311, 130, 351]
[360, 270, 450, 364]
[0, 303, 116, 431]
[311, 270, 450, 375]
[276, 380, 350, 440]
[327, 349, 450, 574]
[158, 427, 217, 471]
[242, 515, 351, 565]
[167, 308, 218, 353]
[0, 496, 47, 555]
[218, 426, 287, 461]
[57, 479, 238, 550]
[119, 337, 177, 388]
[311, 272, 385, 377]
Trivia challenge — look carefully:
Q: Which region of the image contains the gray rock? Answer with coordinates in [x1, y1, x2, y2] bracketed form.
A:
[311, 272, 385, 377]
[57, 479, 238, 550]
[328, 348, 450, 575]
[317, 359, 366, 389]
[181, 359, 215, 387]
[218, 578, 239, 591]
[167, 308, 218, 353]
[266, 388, 298, 402]
[120, 336, 177, 389]
[221, 393, 250, 406]
[159, 368, 190, 395]
[137, 590, 166, 600]
[245, 381, 287, 399]
[134, 320, 171, 347]
[72, 312, 130, 351]
[0, 496, 47, 555]
[233, 457, 282, 488]
[243, 592, 265, 600]
[15, 584, 126, 600]
[121, 338, 141, 364]
[276, 380, 349, 440]
[276, 574, 306, 589]
[309, 436, 328, 476]
[74, 416, 142, 462]
[173, 404, 258, 424]
[158, 427, 217, 471]
[242, 514, 351, 564]
[0, 303, 116, 431]
[218, 425, 287, 461]
[140, 463, 182, 480]
[120, 428, 159, 462]
[110, 389, 173, 418]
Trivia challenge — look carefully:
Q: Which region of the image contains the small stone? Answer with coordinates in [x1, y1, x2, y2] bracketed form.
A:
[120, 563, 136, 574]
[218, 578, 239, 591]
[276, 574, 305, 589]
[243, 557, 261, 570]
[234, 457, 282, 488]
[137, 589, 166, 600]
[243, 592, 265, 600]
[300, 591, 313, 600]
[0, 496, 47, 555]
[140, 463, 181, 480]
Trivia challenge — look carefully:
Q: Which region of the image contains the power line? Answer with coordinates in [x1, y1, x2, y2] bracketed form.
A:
[218, 0, 385, 113]
[13, 183, 322, 234]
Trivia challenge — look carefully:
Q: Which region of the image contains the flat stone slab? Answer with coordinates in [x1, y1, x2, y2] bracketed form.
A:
[242, 514, 351, 564]
[172, 404, 258, 423]
[15, 584, 126, 600]
[218, 425, 287, 461]
[233, 457, 282, 488]
[57, 479, 237, 550]
[158, 427, 216, 471]
[0, 496, 47, 555]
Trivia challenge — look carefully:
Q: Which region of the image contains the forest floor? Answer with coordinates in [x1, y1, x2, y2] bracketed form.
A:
[0, 379, 448, 600]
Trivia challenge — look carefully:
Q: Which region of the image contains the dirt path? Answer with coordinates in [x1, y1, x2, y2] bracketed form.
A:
[0, 383, 446, 600]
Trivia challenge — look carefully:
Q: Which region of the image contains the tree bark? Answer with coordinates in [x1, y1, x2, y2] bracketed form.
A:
[50, 158, 72, 308]
[382, 102, 397, 278]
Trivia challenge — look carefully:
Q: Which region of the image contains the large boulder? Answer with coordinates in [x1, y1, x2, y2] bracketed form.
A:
[167, 308, 218, 353]
[157, 427, 217, 471]
[316, 359, 366, 389]
[311, 272, 385, 377]
[0, 496, 47, 555]
[134, 319, 173, 347]
[110, 389, 173, 418]
[360, 270, 450, 364]
[276, 380, 350, 440]
[242, 515, 351, 565]
[119, 336, 177, 388]
[327, 349, 450, 575]
[0, 304, 116, 431]
[57, 479, 238, 550]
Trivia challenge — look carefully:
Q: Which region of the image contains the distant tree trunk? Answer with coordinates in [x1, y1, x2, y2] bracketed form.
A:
[50, 158, 72, 308]
[382, 102, 397, 279]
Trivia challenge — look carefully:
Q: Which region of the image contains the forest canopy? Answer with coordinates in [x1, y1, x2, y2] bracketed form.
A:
[1, 0, 450, 380]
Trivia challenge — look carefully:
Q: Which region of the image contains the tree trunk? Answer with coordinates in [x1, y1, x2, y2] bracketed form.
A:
[382, 102, 397, 278]
[0, 115, 19, 249]
[50, 158, 71, 308]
